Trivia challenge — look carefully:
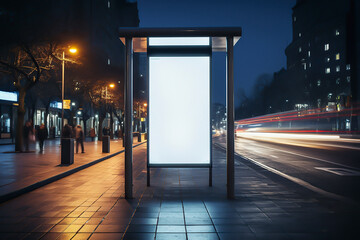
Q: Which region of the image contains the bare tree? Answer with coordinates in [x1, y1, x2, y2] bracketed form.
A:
[0, 43, 58, 151]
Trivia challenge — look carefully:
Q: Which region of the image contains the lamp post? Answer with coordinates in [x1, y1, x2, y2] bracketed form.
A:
[105, 83, 115, 131]
[105, 83, 115, 108]
[138, 102, 147, 133]
[61, 47, 77, 137]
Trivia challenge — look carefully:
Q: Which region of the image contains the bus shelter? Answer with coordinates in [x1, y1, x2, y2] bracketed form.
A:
[119, 27, 242, 199]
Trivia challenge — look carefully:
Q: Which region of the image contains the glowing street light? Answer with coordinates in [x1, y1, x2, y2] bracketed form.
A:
[61, 47, 78, 137]
[69, 48, 77, 54]
[105, 83, 116, 109]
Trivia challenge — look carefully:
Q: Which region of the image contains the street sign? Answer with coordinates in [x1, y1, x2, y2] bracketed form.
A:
[63, 100, 71, 109]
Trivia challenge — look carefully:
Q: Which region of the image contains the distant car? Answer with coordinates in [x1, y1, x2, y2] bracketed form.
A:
[235, 125, 244, 137]
[212, 128, 217, 135]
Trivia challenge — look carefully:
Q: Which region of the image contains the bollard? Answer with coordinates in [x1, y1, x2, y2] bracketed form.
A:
[102, 135, 110, 153]
[138, 132, 142, 142]
[61, 138, 74, 165]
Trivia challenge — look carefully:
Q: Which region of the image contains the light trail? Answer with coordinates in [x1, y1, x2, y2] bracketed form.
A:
[234, 137, 360, 171]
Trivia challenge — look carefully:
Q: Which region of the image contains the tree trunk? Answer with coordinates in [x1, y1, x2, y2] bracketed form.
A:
[44, 105, 49, 129]
[110, 112, 114, 139]
[31, 104, 35, 125]
[15, 88, 26, 152]
[83, 117, 88, 138]
[98, 115, 104, 141]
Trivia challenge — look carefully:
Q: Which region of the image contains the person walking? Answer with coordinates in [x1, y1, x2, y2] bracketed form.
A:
[90, 128, 96, 141]
[23, 121, 34, 152]
[37, 123, 48, 153]
[75, 125, 85, 153]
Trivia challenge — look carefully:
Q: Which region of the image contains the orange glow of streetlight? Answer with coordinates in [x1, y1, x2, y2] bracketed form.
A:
[144, 103, 147, 107]
[109, 83, 115, 88]
[69, 48, 77, 54]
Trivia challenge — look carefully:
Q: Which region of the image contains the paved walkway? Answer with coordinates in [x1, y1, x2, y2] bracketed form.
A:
[0, 138, 141, 201]
[0, 143, 358, 239]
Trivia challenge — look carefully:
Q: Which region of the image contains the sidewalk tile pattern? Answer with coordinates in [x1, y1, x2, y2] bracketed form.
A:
[0, 143, 358, 239]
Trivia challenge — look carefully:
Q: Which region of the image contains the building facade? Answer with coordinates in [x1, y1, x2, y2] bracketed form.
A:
[285, 0, 359, 110]
[0, 0, 139, 141]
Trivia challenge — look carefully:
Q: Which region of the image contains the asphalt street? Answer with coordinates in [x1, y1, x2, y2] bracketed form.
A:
[217, 133, 360, 203]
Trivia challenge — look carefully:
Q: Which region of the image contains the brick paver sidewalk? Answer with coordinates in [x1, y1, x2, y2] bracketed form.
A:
[0, 143, 357, 239]
[0, 138, 142, 202]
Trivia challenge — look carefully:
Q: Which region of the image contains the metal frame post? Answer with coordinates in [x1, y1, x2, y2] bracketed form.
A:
[226, 36, 235, 199]
[125, 37, 133, 199]
[61, 51, 65, 135]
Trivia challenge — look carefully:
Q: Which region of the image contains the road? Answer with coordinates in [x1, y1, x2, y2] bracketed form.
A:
[216, 132, 360, 203]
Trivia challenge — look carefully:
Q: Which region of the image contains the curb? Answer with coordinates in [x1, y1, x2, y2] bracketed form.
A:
[0, 141, 146, 204]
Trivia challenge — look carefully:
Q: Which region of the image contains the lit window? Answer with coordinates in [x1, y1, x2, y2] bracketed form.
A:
[302, 63, 307, 70]
[347, 76, 351, 82]
[336, 66, 340, 72]
[336, 53, 340, 60]
[298, 47, 302, 53]
[325, 68, 330, 74]
[336, 78, 340, 84]
[346, 64, 351, 70]
[309, 62, 312, 68]
[294, 16, 296, 22]
[108, 0, 111, 8]
[299, 33, 302, 37]
[308, 51, 311, 57]
[325, 44, 329, 51]
[335, 29, 339, 36]
[325, 57, 330, 62]
[317, 80, 321, 86]
[107, 58, 111, 65]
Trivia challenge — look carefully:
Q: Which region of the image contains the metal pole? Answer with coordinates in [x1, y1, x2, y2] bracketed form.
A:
[147, 167, 150, 186]
[105, 86, 108, 125]
[139, 103, 142, 133]
[61, 51, 65, 136]
[209, 167, 212, 187]
[226, 36, 235, 199]
[125, 37, 133, 199]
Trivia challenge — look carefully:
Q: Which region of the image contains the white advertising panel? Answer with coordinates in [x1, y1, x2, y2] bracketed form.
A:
[149, 56, 210, 165]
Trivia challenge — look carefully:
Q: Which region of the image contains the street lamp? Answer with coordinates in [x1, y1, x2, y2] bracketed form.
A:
[61, 47, 77, 137]
[105, 83, 115, 106]
[137, 102, 147, 133]
[69, 48, 77, 54]
[104, 83, 115, 136]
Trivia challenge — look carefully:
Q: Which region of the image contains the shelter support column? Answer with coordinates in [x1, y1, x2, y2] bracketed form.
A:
[226, 36, 235, 199]
[125, 37, 133, 199]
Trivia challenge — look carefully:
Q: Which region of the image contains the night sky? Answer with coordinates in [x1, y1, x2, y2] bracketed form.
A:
[137, 0, 295, 107]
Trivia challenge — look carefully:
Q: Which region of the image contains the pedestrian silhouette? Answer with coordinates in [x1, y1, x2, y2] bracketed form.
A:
[23, 121, 34, 152]
[75, 125, 85, 153]
[37, 123, 48, 153]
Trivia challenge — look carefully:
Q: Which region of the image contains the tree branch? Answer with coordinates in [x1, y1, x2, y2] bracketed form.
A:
[21, 44, 41, 90]
[0, 59, 31, 83]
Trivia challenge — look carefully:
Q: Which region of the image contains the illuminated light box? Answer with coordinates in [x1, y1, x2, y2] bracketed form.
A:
[0, 91, 18, 102]
[149, 56, 210, 165]
[149, 37, 210, 46]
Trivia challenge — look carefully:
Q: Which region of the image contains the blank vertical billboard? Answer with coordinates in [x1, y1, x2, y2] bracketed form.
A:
[149, 56, 210, 165]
